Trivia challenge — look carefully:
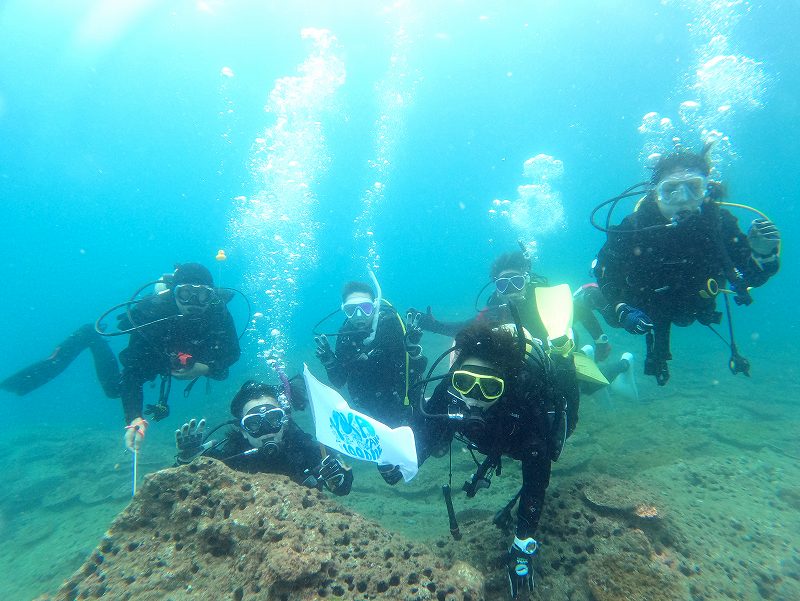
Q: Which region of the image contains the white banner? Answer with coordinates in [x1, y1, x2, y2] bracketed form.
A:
[303, 364, 418, 482]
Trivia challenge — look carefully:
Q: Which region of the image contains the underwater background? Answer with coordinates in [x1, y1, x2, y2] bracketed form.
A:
[0, 1, 798, 599]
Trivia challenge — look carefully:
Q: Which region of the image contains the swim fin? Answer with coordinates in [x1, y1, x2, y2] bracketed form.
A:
[574, 350, 609, 386]
[534, 284, 575, 356]
[610, 352, 639, 401]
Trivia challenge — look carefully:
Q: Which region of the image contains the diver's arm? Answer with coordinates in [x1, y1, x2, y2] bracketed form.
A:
[409, 353, 428, 386]
[119, 369, 145, 425]
[425, 317, 474, 337]
[593, 225, 640, 326]
[325, 334, 349, 388]
[205, 309, 241, 380]
[721, 211, 779, 288]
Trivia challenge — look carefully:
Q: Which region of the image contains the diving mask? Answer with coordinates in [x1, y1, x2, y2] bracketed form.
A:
[341, 301, 375, 319]
[451, 369, 505, 401]
[241, 404, 287, 438]
[656, 172, 707, 207]
[495, 275, 527, 295]
[174, 284, 215, 307]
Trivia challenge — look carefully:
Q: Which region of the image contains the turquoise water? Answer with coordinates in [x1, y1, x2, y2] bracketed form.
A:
[0, 1, 798, 599]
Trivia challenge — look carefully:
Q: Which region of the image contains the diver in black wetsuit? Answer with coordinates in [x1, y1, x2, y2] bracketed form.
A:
[380, 322, 579, 598]
[0, 263, 241, 450]
[593, 147, 780, 385]
[175, 380, 352, 496]
[314, 280, 427, 428]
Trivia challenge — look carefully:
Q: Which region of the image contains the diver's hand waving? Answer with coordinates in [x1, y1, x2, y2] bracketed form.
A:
[407, 306, 436, 331]
[616, 304, 653, 335]
[175, 418, 215, 464]
[303, 455, 353, 496]
[748, 218, 780, 257]
[404, 311, 423, 357]
[314, 335, 336, 367]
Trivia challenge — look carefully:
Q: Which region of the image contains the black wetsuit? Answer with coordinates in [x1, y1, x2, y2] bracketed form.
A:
[414, 344, 578, 538]
[116, 292, 240, 423]
[594, 199, 779, 377]
[203, 421, 352, 496]
[324, 305, 427, 428]
[0, 292, 241, 424]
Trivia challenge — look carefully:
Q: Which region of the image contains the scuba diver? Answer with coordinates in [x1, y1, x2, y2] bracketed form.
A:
[314, 277, 428, 428]
[591, 146, 781, 385]
[175, 380, 352, 496]
[379, 321, 578, 598]
[0, 263, 241, 450]
[410, 249, 637, 402]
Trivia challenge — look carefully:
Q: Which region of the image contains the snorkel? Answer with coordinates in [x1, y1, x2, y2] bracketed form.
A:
[362, 268, 383, 346]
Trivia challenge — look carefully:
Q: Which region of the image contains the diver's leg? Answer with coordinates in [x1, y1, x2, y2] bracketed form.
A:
[0, 324, 99, 395]
[601, 356, 630, 383]
[87, 334, 121, 398]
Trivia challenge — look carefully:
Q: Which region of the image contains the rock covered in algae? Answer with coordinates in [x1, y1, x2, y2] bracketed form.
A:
[586, 552, 688, 601]
[42, 458, 485, 601]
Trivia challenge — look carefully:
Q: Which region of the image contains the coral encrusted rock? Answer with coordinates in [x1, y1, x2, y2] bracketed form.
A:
[43, 458, 484, 601]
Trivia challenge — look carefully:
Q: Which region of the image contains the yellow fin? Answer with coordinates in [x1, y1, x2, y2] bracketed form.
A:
[574, 353, 609, 385]
[534, 284, 574, 356]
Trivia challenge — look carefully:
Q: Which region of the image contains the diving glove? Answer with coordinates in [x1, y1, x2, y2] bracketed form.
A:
[314, 335, 337, 368]
[407, 306, 437, 331]
[175, 418, 215, 464]
[145, 403, 170, 421]
[616, 304, 653, 335]
[404, 311, 424, 357]
[303, 455, 353, 496]
[748, 218, 780, 257]
[507, 537, 537, 599]
[377, 463, 403, 485]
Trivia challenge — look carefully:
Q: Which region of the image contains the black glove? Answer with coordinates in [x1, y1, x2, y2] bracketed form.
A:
[748, 218, 780, 256]
[405, 310, 423, 344]
[145, 403, 170, 421]
[378, 463, 403, 485]
[616, 303, 653, 335]
[408, 306, 436, 331]
[314, 335, 336, 367]
[404, 311, 423, 358]
[507, 537, 537, 598]
[730, 280, 753, 306]
[303, 455, 353, 495]
[175, 418, 215, 464]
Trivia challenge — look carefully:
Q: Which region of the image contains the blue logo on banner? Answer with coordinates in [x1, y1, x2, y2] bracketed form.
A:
[329, 410, 382, 461]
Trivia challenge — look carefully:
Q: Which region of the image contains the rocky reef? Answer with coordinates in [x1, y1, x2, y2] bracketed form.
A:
[39, 458, 484, 601]
[33, 451, 800, 601]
